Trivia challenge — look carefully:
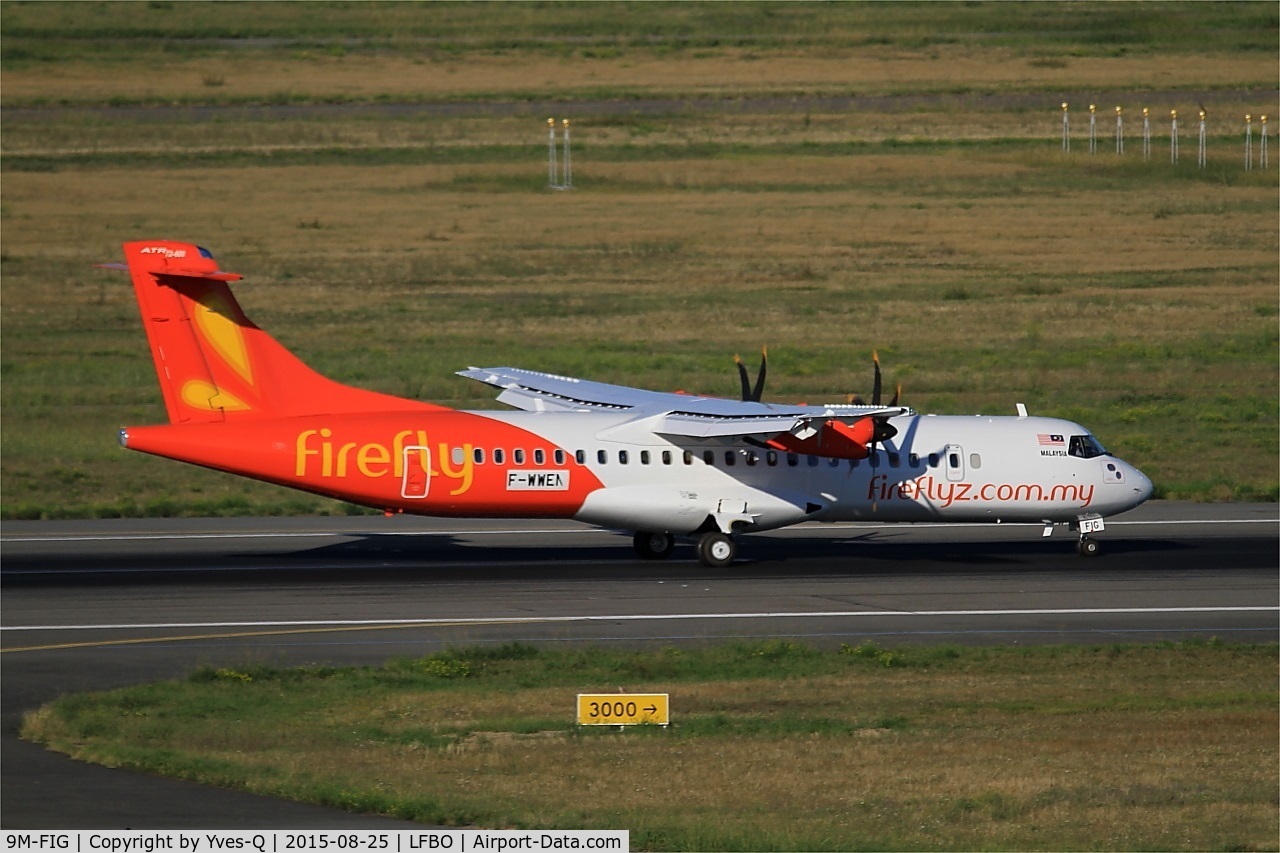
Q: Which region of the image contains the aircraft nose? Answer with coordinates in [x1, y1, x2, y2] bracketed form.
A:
[1129, 464, 1154, 505]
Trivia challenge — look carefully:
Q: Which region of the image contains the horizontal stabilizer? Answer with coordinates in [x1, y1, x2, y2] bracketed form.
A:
[155, 270, 244, 283]
[98, 257, 240, 284]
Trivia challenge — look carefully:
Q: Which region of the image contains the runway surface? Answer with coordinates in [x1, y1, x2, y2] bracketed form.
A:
[2, 501, 1276, 828]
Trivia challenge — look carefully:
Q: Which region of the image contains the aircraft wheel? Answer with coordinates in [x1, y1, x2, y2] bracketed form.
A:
[696, 532, 737, 568]
[633, 531, 675, 560]
[1077, 538, 1101, 558]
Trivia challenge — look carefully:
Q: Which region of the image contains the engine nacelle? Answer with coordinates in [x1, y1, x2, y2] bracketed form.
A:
[766, 417, 878, 460]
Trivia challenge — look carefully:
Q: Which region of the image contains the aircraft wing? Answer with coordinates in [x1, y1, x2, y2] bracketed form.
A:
[458, 366, 909, 439]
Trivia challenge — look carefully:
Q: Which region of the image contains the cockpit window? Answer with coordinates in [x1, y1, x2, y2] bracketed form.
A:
[1068, 434, 1107, 459]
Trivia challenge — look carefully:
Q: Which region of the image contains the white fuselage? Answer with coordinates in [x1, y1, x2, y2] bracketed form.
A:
[466, 410, 1153, 535]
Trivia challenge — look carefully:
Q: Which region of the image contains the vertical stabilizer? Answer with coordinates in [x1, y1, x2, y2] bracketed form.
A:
[109, 240, 442, 423]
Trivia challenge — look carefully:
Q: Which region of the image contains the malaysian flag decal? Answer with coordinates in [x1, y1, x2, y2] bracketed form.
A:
[1037, 433, 1065, 446]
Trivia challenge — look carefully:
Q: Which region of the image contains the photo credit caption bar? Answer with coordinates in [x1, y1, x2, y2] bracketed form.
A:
[5, 832, 628, 853]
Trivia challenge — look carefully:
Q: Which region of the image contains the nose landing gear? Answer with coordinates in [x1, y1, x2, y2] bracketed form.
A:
[1076, 536, 1101, 557]
[1073, 517, 1105, 558]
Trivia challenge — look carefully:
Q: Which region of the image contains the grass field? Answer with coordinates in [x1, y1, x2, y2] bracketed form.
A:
[21, 640, 1279, 851]
[1, 2, 1277, 518]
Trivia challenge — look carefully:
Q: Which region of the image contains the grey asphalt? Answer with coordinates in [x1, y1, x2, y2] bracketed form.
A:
[2, 501, 1276, 828]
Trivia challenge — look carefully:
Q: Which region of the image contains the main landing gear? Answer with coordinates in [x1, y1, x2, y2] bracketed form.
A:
[695, 531, 737, 568]
[632, 531, 675, 560]
[632, 530, 738, 568]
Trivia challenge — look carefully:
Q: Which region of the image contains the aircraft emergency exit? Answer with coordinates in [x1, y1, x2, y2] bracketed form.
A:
[102, 241, 1153, 567]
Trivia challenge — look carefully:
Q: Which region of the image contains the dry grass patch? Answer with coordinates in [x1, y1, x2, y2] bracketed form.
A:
[4, 47, 1274, 107]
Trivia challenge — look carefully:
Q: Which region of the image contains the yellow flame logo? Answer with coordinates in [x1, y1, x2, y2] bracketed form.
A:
[193, 290, 253, 385]
[181, 380, 251, 413]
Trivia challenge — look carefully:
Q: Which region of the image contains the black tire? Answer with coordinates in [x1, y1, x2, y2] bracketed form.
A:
[1077, 538, 1101, 558]
[633, 531, 675, 560]
[696, 532, 737, 568]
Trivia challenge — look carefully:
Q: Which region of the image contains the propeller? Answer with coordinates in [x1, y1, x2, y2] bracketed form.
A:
[846, 351, 902, 446]
[735, 346, 767, 402]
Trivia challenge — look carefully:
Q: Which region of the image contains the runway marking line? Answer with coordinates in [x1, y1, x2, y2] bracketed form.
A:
[0, 620, 515, 654]
[4, 606, 1276, 653]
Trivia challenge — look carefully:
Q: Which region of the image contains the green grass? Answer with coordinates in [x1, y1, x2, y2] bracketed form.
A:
[4, 1, 1274, 67]
[22, 640, 1280, 850]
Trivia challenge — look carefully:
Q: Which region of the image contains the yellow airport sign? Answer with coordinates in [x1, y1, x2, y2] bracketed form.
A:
[577, 693, 669, 726]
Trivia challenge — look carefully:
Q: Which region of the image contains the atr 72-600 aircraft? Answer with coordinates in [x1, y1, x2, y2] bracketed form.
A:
[102, 241, 1152, 567]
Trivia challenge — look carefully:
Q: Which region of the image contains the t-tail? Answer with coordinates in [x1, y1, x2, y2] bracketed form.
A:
[103, 240, 444, 423]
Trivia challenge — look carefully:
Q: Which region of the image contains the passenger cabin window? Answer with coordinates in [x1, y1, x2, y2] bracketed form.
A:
[909, 453, 921, 468]
[948, 452, 960, 469]
[724, 451, 736, 466]
[597, 449, 608, 464]
[494, 449, 505, 464]
[514, 449, 526, 465]
[889, 453, 901, 468]
[1069, 434, 1108, 459]
[704, 451, 716, 465]
[619, 450, 630, 465]
[928, 453, 939, 468]
[575, 449, 586, 465]
[473, 448, 485, 465]
[662, 451, 672, 465]
[640, 450, 651, 465]
[554, 449, 566, 465]
[970, 453, 982, 469]
[534, 448, 545, 465]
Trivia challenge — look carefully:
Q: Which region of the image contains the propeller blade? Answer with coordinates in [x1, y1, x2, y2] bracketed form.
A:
[735, 347, 767, 402]
[751, 346, 768, 403]
[872, 351, 883, 406]
[868, 351, 901, 453]
[734, 355, 752, 402]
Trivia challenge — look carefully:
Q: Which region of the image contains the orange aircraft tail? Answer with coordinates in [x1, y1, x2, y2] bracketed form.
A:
[106, 240, 443, 423]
